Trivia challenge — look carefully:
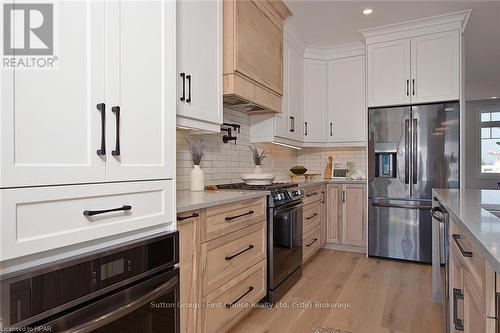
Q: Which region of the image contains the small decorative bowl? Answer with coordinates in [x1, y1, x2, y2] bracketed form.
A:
[290, 166, 308, 175]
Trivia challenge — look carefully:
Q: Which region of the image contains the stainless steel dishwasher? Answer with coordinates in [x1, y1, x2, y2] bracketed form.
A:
[431, 197, 449, 333]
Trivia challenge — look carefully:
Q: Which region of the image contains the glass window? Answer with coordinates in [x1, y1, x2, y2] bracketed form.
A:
[480, 110, 500, 174]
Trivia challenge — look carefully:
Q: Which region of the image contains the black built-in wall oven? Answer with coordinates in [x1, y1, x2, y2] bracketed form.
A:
[1, 231, 179, 332]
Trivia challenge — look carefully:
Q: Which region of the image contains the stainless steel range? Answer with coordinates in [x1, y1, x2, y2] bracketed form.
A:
[217, 182, 304, 303]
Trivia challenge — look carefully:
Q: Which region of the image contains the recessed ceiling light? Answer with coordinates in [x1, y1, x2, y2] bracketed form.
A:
[491, 96, 498, 99]
[363, 8, 373, 15]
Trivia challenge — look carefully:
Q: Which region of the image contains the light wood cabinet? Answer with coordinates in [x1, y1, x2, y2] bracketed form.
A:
[223, 0, 291, 113]
[177, 196, 267, 333]
[448, 216, 498, 333]
[302, 185, 325, 263]
[177, 0, 222, 132]
[326, 183, 366, 251]
[366, 31, 460, 107]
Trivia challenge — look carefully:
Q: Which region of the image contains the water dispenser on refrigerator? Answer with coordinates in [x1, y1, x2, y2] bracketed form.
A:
[374, 143, 397, 178]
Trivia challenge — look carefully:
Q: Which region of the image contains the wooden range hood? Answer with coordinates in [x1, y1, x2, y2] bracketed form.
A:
[223, 0, 292, 113]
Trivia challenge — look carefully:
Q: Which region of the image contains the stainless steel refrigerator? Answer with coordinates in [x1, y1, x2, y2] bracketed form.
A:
[368, 102, 459, 263]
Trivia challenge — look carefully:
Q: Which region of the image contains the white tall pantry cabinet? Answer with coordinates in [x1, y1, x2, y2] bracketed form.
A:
[0, 1, 176, 264]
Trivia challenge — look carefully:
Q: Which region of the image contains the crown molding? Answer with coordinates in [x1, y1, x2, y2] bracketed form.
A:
[360, 9, 471, 44]
[304, 41, 365, 61]
[284, 27, 307, 54]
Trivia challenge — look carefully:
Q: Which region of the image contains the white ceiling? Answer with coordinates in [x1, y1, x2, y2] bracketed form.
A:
[284, 0, 500, 100]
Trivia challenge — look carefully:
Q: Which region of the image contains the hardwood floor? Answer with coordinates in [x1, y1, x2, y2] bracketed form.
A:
[229, 249, 443, 333]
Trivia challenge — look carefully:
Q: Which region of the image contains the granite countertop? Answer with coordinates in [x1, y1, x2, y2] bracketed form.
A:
[433, 189, 500, 272]
[177, 190, 270, 213]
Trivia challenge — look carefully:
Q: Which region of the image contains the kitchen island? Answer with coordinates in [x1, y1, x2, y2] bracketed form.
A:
[433, 188, 500, 333]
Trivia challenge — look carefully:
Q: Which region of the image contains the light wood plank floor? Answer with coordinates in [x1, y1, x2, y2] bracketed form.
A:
[229, 249, 442, 333]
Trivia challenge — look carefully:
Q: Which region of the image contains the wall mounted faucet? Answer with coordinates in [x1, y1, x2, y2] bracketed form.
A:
[221, 123, 240, 144]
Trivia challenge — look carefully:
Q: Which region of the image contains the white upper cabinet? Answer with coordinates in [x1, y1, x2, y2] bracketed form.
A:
[367, 39, 411, 107]
[1, 0, 176, 188]
[364, 10, 468, 108]
[283, 42, 303, 141]
[176, 0, 222, 132]
[1, 1, 106, 188]
[328, 56, 366, 144]
[303, 59, 327, 143]
[410, 31, 460, 104]
[106, 0, 175, 182]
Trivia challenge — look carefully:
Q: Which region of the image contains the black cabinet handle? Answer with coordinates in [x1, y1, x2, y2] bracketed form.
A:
[96, 103, 106, 156]
[306, 192, 318, 197]
[290, 117, 295, 132]
[225, 245, 254, 261]
[330, 123, 333, 136]
[342, 190, 346, 203]
[225, 286, 254, 308]
[406, 79, 409, 96]
[225, 210, 254, 221]
[186, 74, 191, 103]
[177, 213, 199, 221]
[305, 122, 308, 136]
[180, 73, 186, 102]
[453, 288, 464, 331]
[306, 213, 318, 220]
[83, 205, 132, 217]
[412, 79, 415, 96]
[306, 238, 318, 247]
[112, 106, 121, 156]
[452, 234, 473, 257]
[496, 292, 500, 333]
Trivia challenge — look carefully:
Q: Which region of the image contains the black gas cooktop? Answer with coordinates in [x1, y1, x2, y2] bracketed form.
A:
[216, 182, 298, 191]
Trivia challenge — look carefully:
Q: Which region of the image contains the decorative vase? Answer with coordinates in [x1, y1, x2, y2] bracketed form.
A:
[190, 164, 205, 191]
[253, 165, 262, 174]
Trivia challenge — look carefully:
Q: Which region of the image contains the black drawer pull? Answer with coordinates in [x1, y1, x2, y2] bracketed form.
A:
[306, 238, 318, 247]
[452, 234, 473, 257]
[453, 288, 464, 331]
[83, 205, 132, 217]
[225, 245, 254, 261]
[225, 210, 254, 221]
[306, 213, 318, 220]
[225, 286, 254, 308]
[177, 213, 199, 222]
[96, 103, 106, 156]
[111, 106, 121, 156]
[306, 192, 318, 197]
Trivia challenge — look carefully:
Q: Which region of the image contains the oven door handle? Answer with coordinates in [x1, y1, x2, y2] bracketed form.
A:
[274, 202, 303, 215]
[51, 271, 178, 333]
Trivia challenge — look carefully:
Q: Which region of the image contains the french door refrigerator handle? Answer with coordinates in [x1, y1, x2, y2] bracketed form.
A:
[412, 118, 418, 184]
[404, 119, 410, 184]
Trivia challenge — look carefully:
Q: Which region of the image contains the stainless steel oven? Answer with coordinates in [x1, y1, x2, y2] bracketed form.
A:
[1, 231, 179, 333]
[267, 187, 304, 304]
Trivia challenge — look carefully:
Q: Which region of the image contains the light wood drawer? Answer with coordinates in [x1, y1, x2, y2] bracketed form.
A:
[202, 222, 266, 295]
[303, 201, 321, 234]
[303, 225, 321, 262]
[449, 218, 485, 289]
[304, 186, 323, 206]
[0, 180, 174, 261]
[202, 260, 266, 333]
[204, 197, 266, 242]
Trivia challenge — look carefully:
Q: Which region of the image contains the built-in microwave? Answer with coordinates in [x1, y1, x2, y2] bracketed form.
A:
[1, 231, 179, 333]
